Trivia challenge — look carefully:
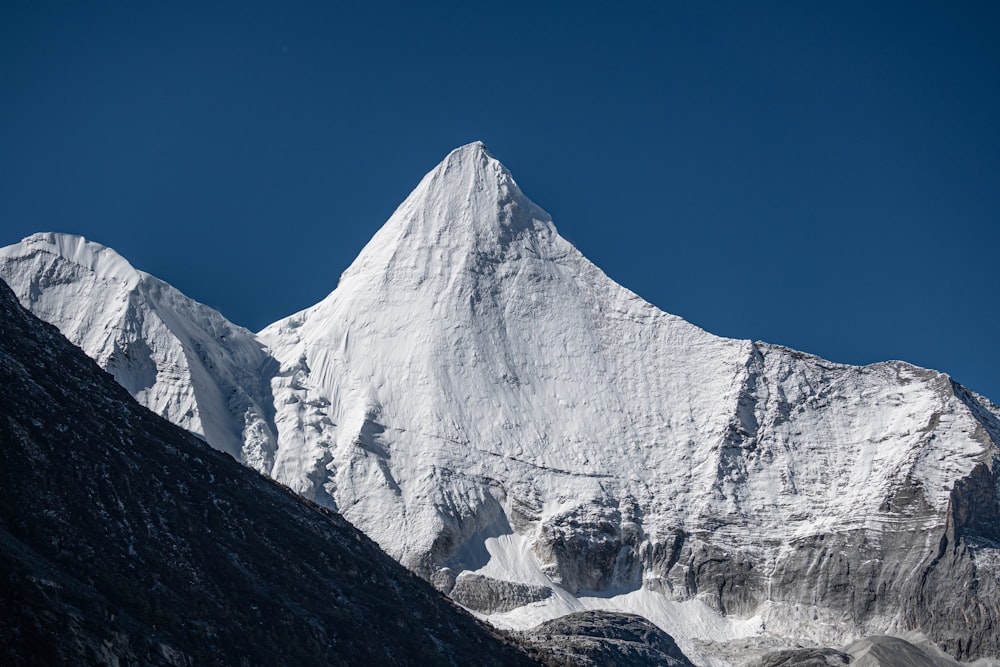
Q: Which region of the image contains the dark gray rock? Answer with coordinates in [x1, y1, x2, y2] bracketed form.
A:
[450, 573, 551, 614]
[652, 534, 764, 616]
[431, 566, 458, 594]
[844, 635, 961, 667]
[756, 647, 851, 666]
[521, 610, 694, 666]
[533, 499, 644, 594]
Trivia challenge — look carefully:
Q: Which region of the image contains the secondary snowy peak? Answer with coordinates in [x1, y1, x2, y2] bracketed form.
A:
[0, 232, 278, 468]
[16, 232, 144, 287]
[1, 234, 144, 348]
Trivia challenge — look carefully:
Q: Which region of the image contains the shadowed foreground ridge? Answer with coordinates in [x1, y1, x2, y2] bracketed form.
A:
[0, 278, 536, 666]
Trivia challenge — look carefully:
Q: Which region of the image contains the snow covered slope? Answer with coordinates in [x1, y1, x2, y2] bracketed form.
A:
[0, 233, 278, 468]
[258, 141, 756, 564]
[258, 143, 1000, 662]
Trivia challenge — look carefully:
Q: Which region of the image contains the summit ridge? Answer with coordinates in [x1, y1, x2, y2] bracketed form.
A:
[335, 140, 558, 293]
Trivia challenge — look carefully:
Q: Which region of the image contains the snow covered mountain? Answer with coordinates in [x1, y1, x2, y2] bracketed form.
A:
[258, 141, 761, 568]
[258, 143, 1000, 663]
[0, 233, 278, 468]
[3, 143, 999, 665]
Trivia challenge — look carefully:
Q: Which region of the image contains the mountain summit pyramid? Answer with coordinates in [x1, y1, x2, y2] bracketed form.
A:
[259, 141, 753, 573]
[2, 143, 999, 664]
[340, 141, 558, 284]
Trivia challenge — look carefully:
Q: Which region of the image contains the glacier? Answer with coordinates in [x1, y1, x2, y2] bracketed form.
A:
[2, 142, 998, 665]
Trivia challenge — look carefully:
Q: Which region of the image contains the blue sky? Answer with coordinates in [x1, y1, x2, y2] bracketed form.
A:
[2, 2, 999, 401]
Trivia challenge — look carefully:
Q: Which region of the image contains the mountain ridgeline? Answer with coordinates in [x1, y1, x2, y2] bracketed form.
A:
[2, 142, 998, 665]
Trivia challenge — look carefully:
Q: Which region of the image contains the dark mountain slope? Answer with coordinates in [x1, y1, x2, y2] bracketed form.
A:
[0, 278, 536, 666]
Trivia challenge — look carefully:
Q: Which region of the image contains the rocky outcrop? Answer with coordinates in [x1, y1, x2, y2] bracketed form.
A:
[646, 533, 763, 617]
[756, 635, 972, 667]
[521, 611, 694, 666]
[843, 636, 961, 667]
[904, 459, 1000, 659]
[449, 573, 551, 614]
[533, 499, 644, 594]
[756, 648, 850, 667]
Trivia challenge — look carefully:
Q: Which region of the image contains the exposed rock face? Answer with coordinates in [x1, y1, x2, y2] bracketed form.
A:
[534, 499, 644, 594]
[757, 635, 975, 667]
[0, 278, 537, 667]
[449, 573, 551, 614]
[757, 648, 851, 667]
[843, 636, 960, 667]
[521, 610, 695, 666]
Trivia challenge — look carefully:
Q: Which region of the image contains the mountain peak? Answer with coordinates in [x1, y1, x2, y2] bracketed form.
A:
[3, 232, 143, 288]
[439, 140, 501, 172]
[336, 143, 559, 289]
[450, 139, 491, 156]
[427, 140, 511, 198]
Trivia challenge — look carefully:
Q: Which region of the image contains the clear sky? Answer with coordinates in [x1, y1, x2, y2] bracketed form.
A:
[3, 2, 999, 401]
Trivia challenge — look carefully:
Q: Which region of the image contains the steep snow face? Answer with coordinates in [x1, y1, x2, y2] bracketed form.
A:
[0, 233, 278, 468]
[259, 142, 752, 565]
[259, 143, 999, 659]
